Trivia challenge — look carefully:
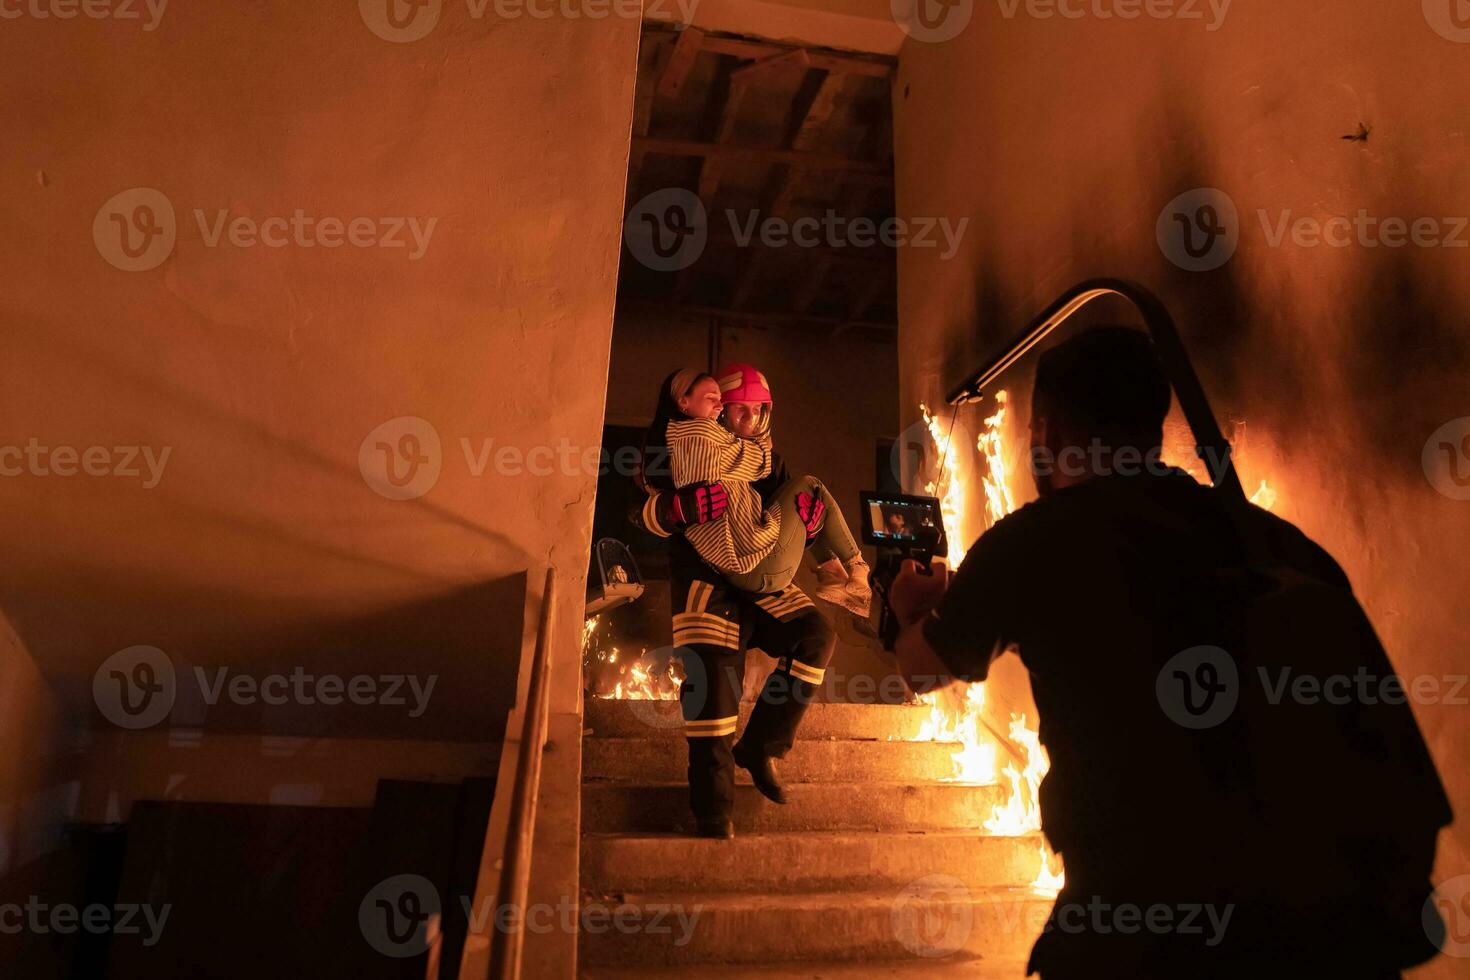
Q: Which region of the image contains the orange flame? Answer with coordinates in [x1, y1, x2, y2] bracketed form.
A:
[916, 684, 997, 785]
[915, 392, 1065, 895]
[583, 615, 684, 701]
[921, 403, 972, 568]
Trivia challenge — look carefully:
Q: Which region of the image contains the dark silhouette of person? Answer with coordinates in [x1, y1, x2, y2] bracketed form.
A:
[890, 326, 1452, 978]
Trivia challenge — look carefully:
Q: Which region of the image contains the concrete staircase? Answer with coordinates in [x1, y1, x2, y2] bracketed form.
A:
[579, 698, 1055, 977]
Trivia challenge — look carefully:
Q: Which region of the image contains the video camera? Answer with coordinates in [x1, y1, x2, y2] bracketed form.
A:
[858, 491, 948, 650]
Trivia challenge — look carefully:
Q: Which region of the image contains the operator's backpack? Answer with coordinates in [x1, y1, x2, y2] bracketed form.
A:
[1219, 516, 1452, 967]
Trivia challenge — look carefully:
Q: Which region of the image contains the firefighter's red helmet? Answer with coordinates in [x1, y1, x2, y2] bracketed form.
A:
[716, 363, 773, 405]
[716, 362, 773, 439]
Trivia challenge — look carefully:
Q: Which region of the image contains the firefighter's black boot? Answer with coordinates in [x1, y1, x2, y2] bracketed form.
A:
[695, 815, 735, 839]
[731, 741, 788, 804]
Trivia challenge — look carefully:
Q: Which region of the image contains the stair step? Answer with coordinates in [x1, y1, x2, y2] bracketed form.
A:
[582, 830, 1045, 894]
[581, 782, 1005, 834]
[577, 885, 1054, 966]
[584, 698, 965, 742]
[584, 736, 970, 784]
[579, 960, 1032, 979]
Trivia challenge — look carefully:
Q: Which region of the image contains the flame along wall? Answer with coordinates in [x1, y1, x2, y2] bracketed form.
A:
[892, 2, 1470, 963]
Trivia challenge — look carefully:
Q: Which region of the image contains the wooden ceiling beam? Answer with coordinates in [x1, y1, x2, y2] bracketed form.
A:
[657, 27, 706, 100]
[729, 47, 811, 86]
[729, 71, 847, 310]
[697, 35, 894, 79]
[632, 137, 890, 176]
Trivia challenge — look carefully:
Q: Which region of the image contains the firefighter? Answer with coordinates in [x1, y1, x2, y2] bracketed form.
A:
[633, 365, 838, 839]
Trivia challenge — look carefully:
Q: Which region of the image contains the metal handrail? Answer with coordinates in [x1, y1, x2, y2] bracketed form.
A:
[944, 278, 1247, 507]
[487, 566, 557, 980]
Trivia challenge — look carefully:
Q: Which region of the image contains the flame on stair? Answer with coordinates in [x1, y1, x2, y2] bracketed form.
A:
[915, 684, 997, 784]
[583, 615, 685, 700]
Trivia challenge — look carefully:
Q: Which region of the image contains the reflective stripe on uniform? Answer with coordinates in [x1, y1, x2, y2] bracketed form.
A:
[779, 656, 825, 686]
[673, 611, 740, 650]
[685, 715, 738, 737]
[754, 586, 815, 622]
[642, 493, 670, 537]
[684, 580, 715, 615]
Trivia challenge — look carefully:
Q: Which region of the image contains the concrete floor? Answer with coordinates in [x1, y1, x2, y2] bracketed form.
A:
[581, 956, 1032, 979]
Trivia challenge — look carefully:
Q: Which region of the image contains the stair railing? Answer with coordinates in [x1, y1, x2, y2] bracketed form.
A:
[485, 566, 557, 980]
[945, 278, 1245, 503]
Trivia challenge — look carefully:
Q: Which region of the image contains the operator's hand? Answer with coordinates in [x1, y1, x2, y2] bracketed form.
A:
[795, 491, 826, 542]
[889, 559, 950, 626]
[671, 482, 728, 526]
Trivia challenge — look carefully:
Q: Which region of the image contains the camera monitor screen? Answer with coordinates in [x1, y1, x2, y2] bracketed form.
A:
[858, 492, 946, 550]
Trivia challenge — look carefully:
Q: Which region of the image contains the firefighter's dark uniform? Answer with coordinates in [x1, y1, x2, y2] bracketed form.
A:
[633, 459, 837, 824]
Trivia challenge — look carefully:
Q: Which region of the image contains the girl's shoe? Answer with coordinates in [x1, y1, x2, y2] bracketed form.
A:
[814, 557, 848, 596]
[816, 557, 872, 619]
